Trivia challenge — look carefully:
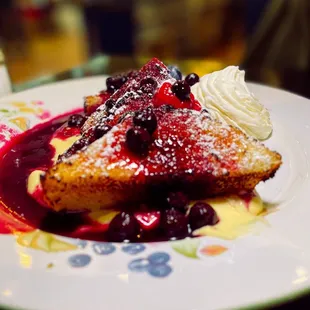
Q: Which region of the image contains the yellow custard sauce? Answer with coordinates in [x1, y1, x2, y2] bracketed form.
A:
[50, 136, 80, 162]
[27, 134, 80, 198]
[191, 193, 265, 239]
[86, 192, 265, 241]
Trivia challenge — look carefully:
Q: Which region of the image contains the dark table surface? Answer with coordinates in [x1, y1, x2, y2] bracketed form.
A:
[10, 54, 310, 310]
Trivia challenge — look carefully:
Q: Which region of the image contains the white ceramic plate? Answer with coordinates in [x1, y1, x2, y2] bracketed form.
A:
[0, 77, 309, 310]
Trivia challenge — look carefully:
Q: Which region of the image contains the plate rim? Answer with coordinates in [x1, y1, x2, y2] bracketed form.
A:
[0, 77, 310, 310]
[2, 75, 309, 105]
[0, 266, 309, 310]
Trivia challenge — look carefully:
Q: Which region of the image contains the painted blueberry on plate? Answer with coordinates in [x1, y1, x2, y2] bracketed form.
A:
[122, 244, 146, 255]
[92, 242, 116, 255]
[128, 258, 150, 272]
[128, 251, 172, 278]
[76, 240, 88, 249]
[148, 252, 170, 265]
[147, 264, 172, 278]
[68, 254, 91, 268]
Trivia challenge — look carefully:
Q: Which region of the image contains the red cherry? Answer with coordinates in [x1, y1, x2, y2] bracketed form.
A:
[134, 211, 161, 231]
[153, 82, 180, 108]
[154, 82, 201, 111]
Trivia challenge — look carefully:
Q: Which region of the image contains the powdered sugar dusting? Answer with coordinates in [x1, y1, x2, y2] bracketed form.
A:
[63, 107, 278, 182]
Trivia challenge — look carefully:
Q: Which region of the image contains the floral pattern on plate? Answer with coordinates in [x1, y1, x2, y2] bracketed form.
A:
[63, 238, 230, 278]
[0, 100, 51, 148]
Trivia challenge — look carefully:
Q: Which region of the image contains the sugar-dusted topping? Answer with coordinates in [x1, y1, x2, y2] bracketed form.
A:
[64, 124, 126, 174]
[61, 107, 277, 181]
[57, 58, 277, 183]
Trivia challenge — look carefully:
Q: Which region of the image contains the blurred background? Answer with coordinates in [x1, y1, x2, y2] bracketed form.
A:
[0, 0, 310, 97]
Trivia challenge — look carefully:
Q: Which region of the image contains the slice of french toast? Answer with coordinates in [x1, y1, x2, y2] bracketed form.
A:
[81, 58, 172, 134]
[41, 108, 282, 212]
[60, 58, 174, 161]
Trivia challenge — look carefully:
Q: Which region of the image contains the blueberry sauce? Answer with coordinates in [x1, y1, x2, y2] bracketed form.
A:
[0, 118, 65, 228]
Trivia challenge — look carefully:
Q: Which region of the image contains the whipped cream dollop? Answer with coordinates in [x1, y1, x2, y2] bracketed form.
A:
[191, 66, 272, 140]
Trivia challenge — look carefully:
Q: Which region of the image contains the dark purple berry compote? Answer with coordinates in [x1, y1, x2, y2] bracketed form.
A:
[68, 114, 86, 128]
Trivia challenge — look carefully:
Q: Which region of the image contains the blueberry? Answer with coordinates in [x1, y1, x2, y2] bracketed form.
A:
[106, 75, 127, 93]
[161, 209, 189, 239]
[106, 84, 116, 93]
[67, 114, 86, 128]
[126, 127, 152, 156]
[140, 77, 158, 94]
[68, 254, 91, 268]
[128, 258, 150, 272]
[147, 264, 172, 278]
[67, 137, 88, 155]
[188, 202, 219, 230]
[122, 244, 146, 255]
[168, 65, 182, 80]
[105, 99, 116, 111]
[185, 73, 200, 86]
[94, 124, 112, 139]
[167, 192, 189, 210]
[148, 252, 170, 265]
[171, 81, 191, 101]
[92, 242, 116, 255]
[107, 212, 141, 242]
[133, 107, 157, 134]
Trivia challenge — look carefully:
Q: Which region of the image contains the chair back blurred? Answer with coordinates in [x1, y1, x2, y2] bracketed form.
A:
[243, 0, 310, 70]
